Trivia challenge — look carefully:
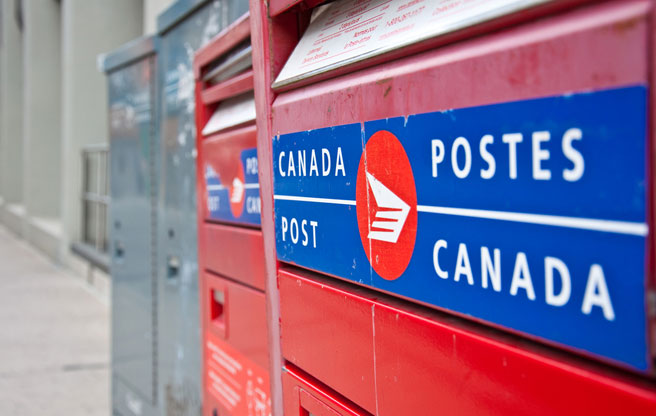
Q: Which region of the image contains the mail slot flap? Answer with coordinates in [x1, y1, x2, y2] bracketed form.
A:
[202, 92, 256, 136]
[202, 272, 269, 368]
[282, 365, 372, 416]
[271, 0, 651, 373]
[201, 223, 266, 291]
[200, 125, 261, 226]
[194, 13, 251, 79]
[272, 0, 586, 89]
[279, 268, 378, 414]
[279, 267, 656, 415]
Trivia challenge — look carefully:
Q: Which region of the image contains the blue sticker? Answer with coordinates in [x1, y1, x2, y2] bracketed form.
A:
[205, 148, 261, 226]
[272, 85, 649, 370]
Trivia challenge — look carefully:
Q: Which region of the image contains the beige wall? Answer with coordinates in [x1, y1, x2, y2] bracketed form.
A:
[143, 0, 176, 34]
[60, 0, 143, 255]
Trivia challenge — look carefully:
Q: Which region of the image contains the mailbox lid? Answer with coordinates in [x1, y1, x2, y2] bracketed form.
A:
[282, 364, 372, 416]
[271, 0, 651, 371]
[200, 222, 266, 290]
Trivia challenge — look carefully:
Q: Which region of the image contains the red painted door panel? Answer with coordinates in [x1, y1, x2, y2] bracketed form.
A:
[203, 272, 269, 368]
[279, 269, 656, 415]
[201, 223, 265, 291]
[279, 268, 377, 414]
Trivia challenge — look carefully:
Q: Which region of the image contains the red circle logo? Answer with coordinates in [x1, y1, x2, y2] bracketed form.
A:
[356, 130, 417, 280]
[228, 162, 245, 218]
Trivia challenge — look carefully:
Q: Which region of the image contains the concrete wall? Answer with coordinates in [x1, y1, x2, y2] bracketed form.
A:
[0, 0, 143, 268]
[0, 0, 25, 234]
[22, 0, 62, 222]
[60, 0, 143, 261]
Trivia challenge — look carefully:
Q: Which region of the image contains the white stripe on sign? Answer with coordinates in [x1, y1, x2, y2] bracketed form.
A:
[416, 205, 648, 236]
[273, 194, 648, 236]
[207, 183, 259, 191]
[274, 194, 356, 206]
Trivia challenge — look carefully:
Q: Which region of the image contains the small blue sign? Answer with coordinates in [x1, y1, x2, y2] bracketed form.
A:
[205, 148, 261, 226]
[272, 85, 649, 370]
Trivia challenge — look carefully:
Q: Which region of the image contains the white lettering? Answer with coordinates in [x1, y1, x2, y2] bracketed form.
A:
[290, 218, 299, 243]
[532, 131, 551, 180]
[321, 148, 331, 176]
[287, 151, 296, 176]
[433, 239, 448, 279]
[301, 219, 308, 246]
[479, 134, 496, 179]
[297, 150, 306, 176]
[509, 252, 536, 300]
[451, 137, 472, 179]
[481, 246, 501, 292]
[278, 152, 286, 177]
[502, 133, 523, 179]
[281, 216, 288, 241]
[310, 221, 318, 248]
[454, 243, 474, 285]
[431, 139, 445, 177]
[335, 147, 346, 176]
[582, 264, 614, 321]
[309, 150, 319, 176]
[562, 128, 584, 182]
[545, 256, 571, 306]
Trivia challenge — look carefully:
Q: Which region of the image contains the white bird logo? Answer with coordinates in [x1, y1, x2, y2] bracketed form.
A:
[230, 177, 244, 203]
[366, 172, 410, 243]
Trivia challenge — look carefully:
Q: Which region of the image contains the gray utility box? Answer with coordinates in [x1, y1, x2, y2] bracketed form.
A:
[156, 1, 249, 415]
[102, 1, 249, 415]
[101, 35, 159, 416]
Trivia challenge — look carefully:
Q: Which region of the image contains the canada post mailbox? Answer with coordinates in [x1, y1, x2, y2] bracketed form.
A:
[251, 0, 656, 413]
[194, 13, 271, 416]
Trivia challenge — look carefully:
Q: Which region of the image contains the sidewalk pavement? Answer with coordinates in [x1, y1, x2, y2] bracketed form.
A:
[0, 225, 110, 415]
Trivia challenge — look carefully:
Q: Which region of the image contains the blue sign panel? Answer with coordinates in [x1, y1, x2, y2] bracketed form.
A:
[272, 85, 649, 370]
[205, 148, 261, 226]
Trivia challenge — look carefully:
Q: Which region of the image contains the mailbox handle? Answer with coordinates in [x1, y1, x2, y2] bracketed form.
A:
[114, 241, 124, 260]
[167, 255, 180, 280]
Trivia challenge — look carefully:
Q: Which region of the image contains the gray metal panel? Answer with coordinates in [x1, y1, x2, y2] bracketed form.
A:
[101, 35, 157, 74]
[108, 52, 158, 415]
[156, 0, 248, 415]
[157, 0, 208, 35]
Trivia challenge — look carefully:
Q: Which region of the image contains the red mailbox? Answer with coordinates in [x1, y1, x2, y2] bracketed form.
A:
[195, 13, 271, 416]
[249, 0, 656, 414]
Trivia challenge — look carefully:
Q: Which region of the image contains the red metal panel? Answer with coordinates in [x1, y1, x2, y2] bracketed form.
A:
[280, 268, 656, 415]
[201, 223, 266, 291]
[282, 365, 372, 416]
[272, 0, 648, 134]
[249, 1, 303, 414]
[194, 13, 251, 79]
[201, 69, 254, 105]
[373, 297, 656, 415]
[278, 268, 376, 414]
[202, 272, 269, 369]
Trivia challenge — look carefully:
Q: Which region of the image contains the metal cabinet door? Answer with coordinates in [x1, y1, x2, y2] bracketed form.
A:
[156, 0, 249, 414]
[108, 54, 157, 406]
